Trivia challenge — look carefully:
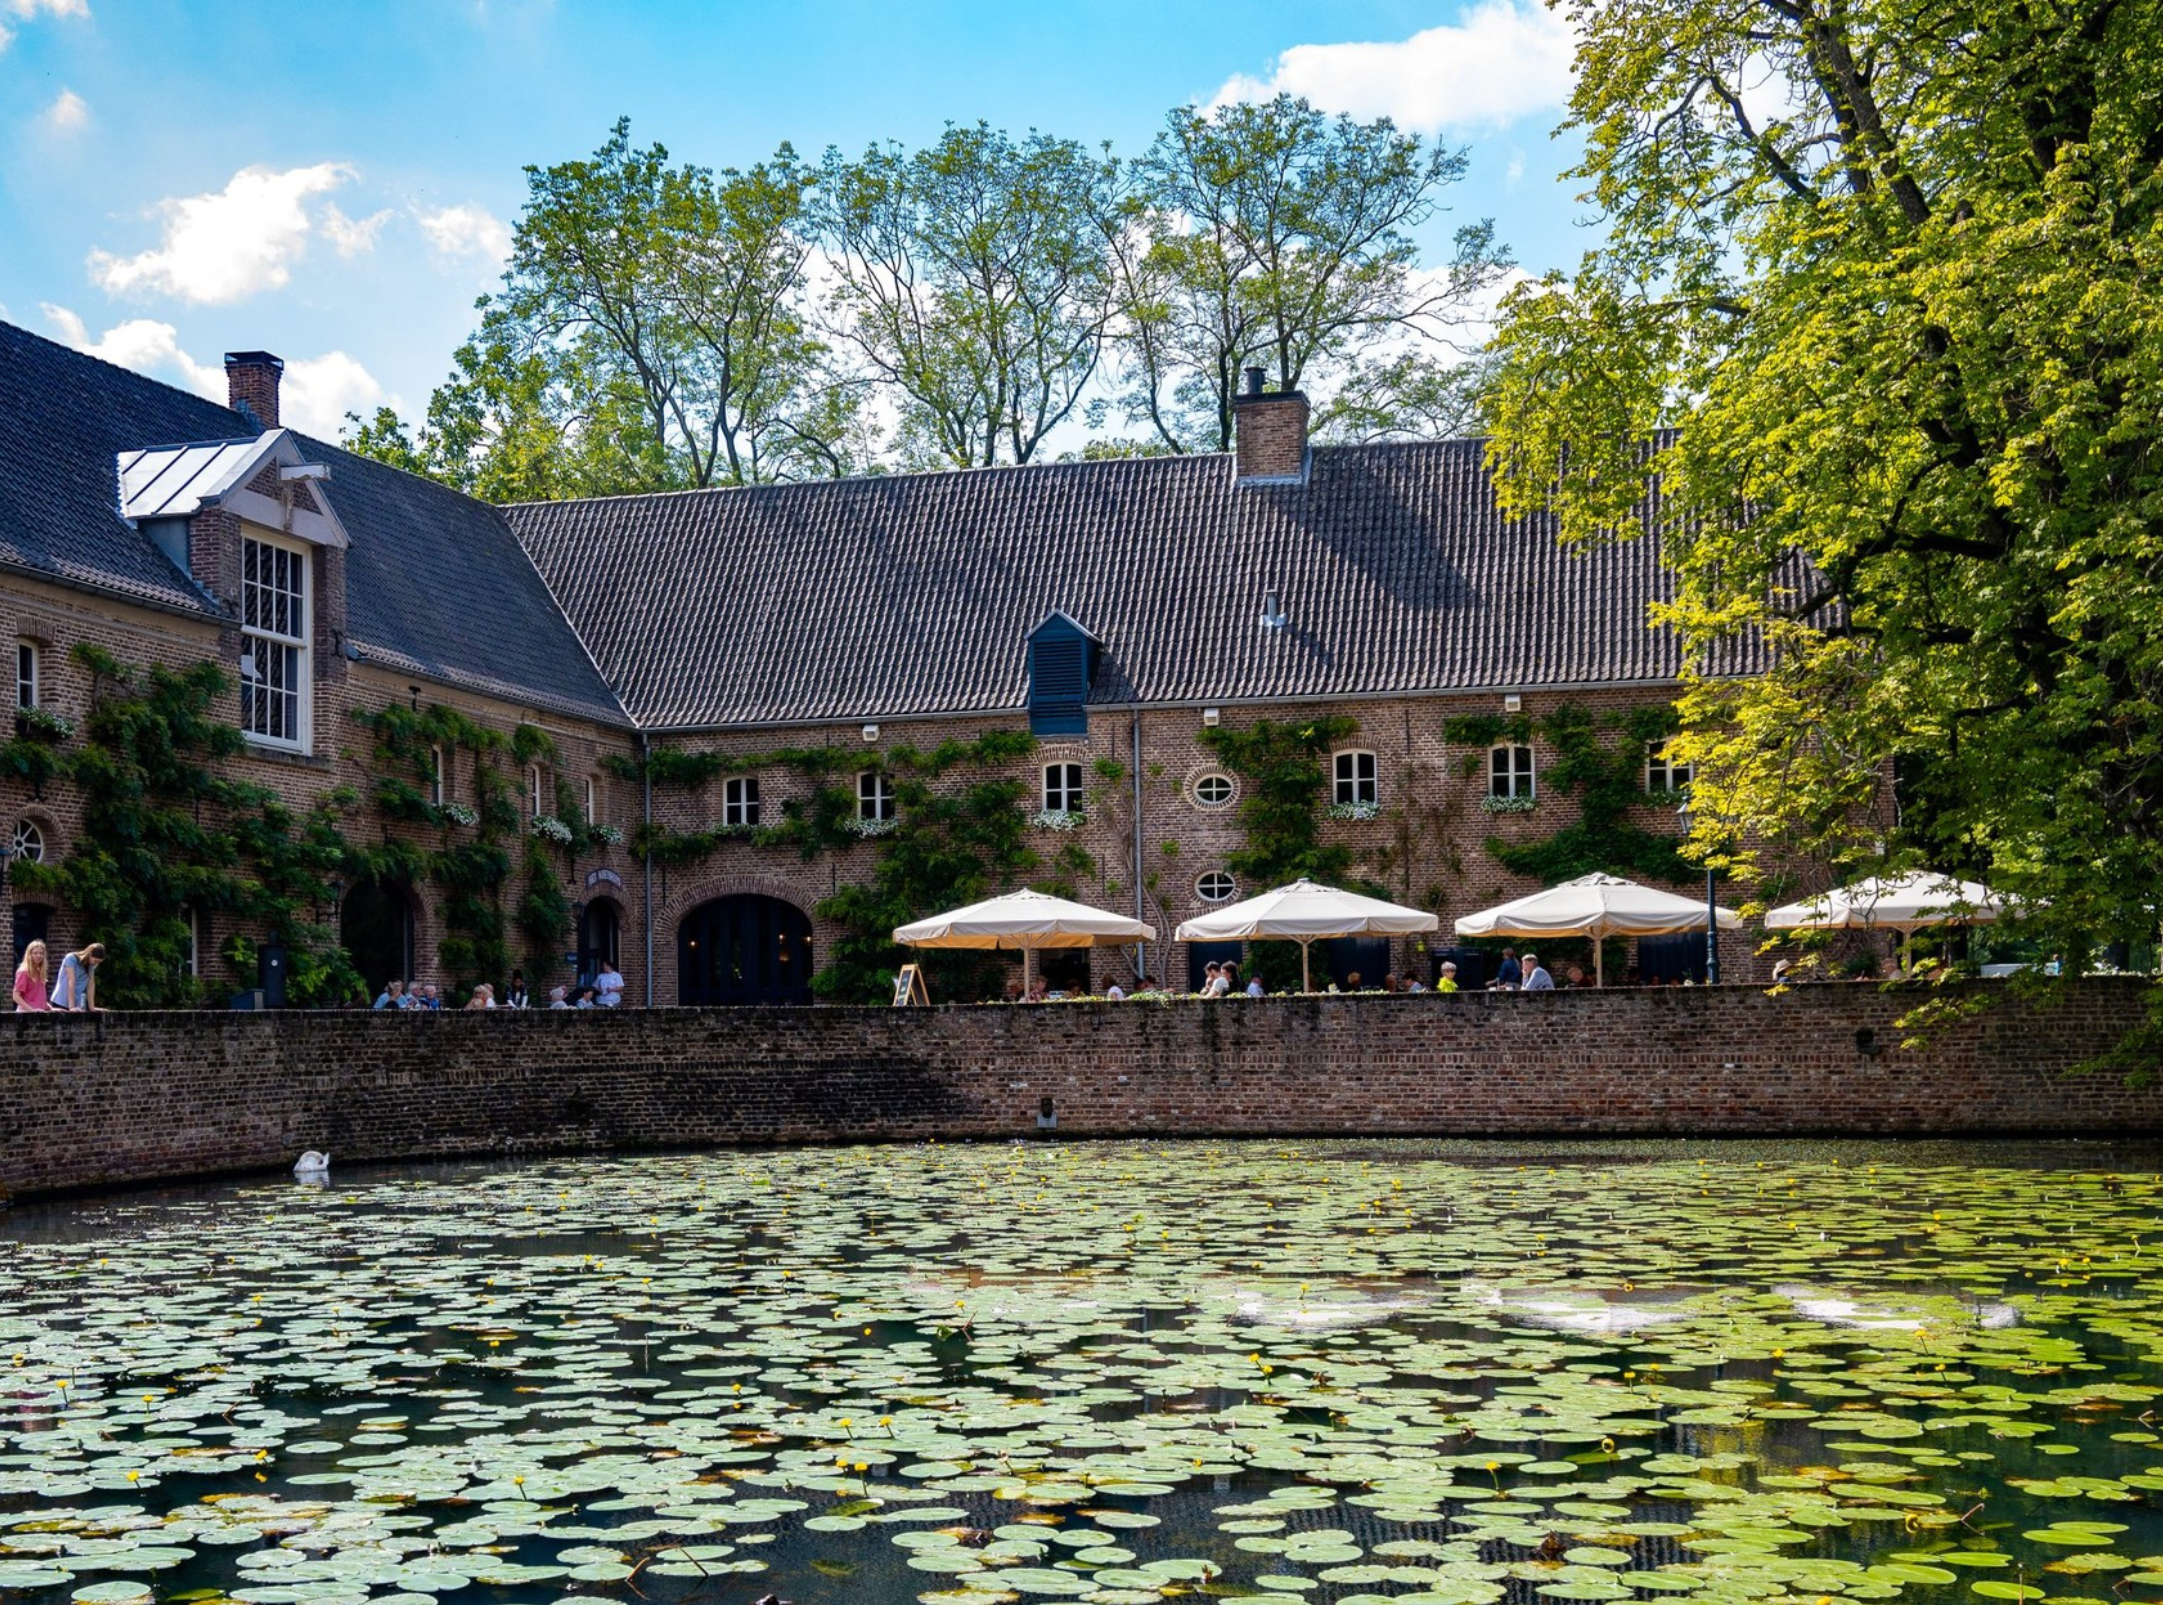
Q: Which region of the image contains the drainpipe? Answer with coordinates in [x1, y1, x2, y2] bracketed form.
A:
[1132, 711, 1146, 982]
[641, 730, 654, 1007]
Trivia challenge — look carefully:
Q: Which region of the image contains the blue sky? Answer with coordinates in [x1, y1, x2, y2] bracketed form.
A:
[0, 0, 1588, 437]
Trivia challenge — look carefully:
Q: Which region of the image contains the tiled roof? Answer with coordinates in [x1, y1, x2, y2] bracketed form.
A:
[507, 441, 1730, 730]
[0, 321, 626, 727]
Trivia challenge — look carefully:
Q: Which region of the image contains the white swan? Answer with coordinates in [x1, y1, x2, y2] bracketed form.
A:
[292, 1150, 331, 1177]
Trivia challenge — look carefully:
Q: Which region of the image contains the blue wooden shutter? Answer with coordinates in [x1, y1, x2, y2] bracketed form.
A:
[1029, 633, 1090, 735]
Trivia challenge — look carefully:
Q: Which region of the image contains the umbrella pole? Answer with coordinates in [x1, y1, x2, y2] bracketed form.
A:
[1300, 940, 1312, 994]
[1024, 946, 1035, 998]
[1595, 935, 1604, 989]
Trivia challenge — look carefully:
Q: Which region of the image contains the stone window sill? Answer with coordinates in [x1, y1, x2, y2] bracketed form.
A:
[242, 738, 332, 772]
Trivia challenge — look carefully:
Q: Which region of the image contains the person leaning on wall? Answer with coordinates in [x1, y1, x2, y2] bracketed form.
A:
[51, 942, 103, 1010]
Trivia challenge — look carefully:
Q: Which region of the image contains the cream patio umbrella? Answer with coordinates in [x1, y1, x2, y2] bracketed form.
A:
[1763, 872, 2004, 973]
[894, 888, 1157, 998]
[1173, 879, 1439, 993]
[1453, 871, 1743, 987]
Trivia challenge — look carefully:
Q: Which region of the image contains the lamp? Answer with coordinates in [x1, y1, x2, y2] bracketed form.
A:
[1676, 798, 1723, 985]
[862, 724, 879, 743]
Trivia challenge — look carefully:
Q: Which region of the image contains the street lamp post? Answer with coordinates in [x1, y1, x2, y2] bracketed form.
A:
[1677, 801, 1721, 985]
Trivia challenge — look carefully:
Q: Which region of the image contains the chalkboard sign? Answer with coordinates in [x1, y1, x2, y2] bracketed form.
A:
[891, 963, 930, 1008]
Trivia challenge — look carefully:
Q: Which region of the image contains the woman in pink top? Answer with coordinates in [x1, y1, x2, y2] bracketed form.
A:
[13, 939, 50, 1011]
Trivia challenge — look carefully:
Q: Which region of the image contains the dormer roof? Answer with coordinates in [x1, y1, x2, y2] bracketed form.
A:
[118, 428, 349, 548]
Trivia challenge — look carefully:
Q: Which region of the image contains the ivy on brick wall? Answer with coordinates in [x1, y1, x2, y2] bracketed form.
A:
[616, 729, 1051, 1002]
[353, 704, 582, 991]
[1198, 716, 1368, 889]
[9, 644, 365, 1007]
[1448, 703, 1696, 885]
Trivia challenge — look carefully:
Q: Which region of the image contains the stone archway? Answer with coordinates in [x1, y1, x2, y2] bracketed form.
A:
[677, 894, 814, 1006]
[340, 874, 416, 994]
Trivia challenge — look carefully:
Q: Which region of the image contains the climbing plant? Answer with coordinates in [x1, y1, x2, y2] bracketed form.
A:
[9, 645, 365, 1007]
[616, 730, 1047, 1002]
[1198, 716, 1368, 890]
[352, 704, 578, 992]
[1450, 703, 1696, 885]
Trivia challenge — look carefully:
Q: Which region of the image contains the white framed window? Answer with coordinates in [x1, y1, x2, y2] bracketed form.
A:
[1196, 870, 1237, 903]
[1192, 772, 1235, 808]
[724, 775, 761, 827]
[429, 745, 446, 807]
[9, 819, 43, 863]
[1490, 743, 1535, 799]
[183, 909, 199, 979]
[239, 532, 310, 751]
[858, 770, 895, 821]
[16, 642, 38, 711]
[528, 765, 544, 819]
[1043, 762, 1084, 814]
[584, 774, 599, 824]
[1646, 743, 1693, 793]
[1333, 750, 1378, 806]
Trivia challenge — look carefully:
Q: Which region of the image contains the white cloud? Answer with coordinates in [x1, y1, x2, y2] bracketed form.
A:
[42, 304, 389, 436]
[321, 202, 392, 257]
[39, 87, 88, 133]
[0, 0, 90, 53]
[41, 304, 224, 399]
[414, 203, 512, 266]
[1213, 0, 1576, 134]
[89, 162, 354, 305]
[280, 351, 387, 435]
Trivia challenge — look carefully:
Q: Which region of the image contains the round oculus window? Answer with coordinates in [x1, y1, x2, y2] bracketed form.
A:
[9, 820, 43, 863]
[1196, 870, 1237, 903]
[1193, 773, 1235, 807]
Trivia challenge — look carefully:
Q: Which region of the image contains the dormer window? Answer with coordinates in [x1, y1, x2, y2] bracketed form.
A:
[1026, 612, 1099, 737]
[239, 531, 309, 751]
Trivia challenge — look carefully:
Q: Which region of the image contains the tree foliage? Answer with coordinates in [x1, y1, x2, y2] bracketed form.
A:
[815, 123, 1122, 468]
[1482, 0, 2163, 1001]
[354, 120, 863, 498]
[1112, 95, 1508, 452]
[350, 101, 1504, 487]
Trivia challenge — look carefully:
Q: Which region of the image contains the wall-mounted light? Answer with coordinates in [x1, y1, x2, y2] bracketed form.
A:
[1504, 694, 1522, 713]
[862, 723, 880, 742]
[1260, 587, 1288, 630]
[1201, 707, 1221, 727]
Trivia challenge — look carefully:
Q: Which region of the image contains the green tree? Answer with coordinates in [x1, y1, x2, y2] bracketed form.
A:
[350, 120, 861, 497]
[1112, 94, 1507, 452]
[815, 122, 1122, 468]
[1482, 0, 2163, 1037]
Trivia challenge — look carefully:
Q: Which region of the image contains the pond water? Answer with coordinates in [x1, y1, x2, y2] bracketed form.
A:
[4, 1139, 2163, 1605]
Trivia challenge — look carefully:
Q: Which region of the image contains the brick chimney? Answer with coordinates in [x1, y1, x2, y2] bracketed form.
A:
[224, 350, 284, 432]
[1231, 364, 1309, 486]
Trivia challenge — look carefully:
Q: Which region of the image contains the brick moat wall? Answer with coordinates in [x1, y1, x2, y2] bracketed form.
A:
[3, 981, 2159, 1201]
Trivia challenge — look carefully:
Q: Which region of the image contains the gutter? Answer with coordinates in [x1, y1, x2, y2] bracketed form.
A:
[641, 728, 654, 1008]
[631, 673, 1708, 736]
[0, 557, 223, 627]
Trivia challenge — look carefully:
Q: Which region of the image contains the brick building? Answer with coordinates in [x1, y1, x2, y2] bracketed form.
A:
[0, 327, 1784, 1005]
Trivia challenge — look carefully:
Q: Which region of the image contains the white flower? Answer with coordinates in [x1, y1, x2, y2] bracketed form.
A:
[1326, 801, 1381, 821]
[1480, 794, 1539, 815]
[531, 814, 574, 844]
[441, 802, 480, 828]
[1031, 808, 1086, 832]
[590, 823, 625, 846]
[847, 816, 898, 838]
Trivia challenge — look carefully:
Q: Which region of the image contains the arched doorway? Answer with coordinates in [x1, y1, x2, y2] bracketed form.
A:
[577, 898, 621, 986]
[340, 875, 414, 993]
[678, 894, 813, 1006]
